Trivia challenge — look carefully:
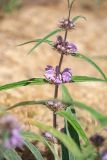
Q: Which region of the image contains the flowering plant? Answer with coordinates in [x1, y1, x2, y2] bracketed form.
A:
[0, 0, 107, 159]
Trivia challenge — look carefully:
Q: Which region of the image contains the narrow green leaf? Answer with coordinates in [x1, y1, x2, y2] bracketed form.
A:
[61, 84, 73, 104]
[91, 55, 107, 60]
[34, 121, 83, 159]
[61, 85, 80, 146]
[65, 107, 81, 147]
[24, 140, 44, 160]
[18, 39, 53, 46]
[22, 131, 42, 142]
[74, 53, 107, 80]
[57, 110, 89, 145]
[73, 101, 107, 126]
[3, 149, 22, 160]
[0, 78, 48, 91]
[28, 28, 62, 54]
[72, 16, 86, 23]
[0, 75, 106, 92]
[61, 108, 80, 160]
[22, 131, 59, 160]
[72, 75, 107, 82]
[8, 100, 47, 110]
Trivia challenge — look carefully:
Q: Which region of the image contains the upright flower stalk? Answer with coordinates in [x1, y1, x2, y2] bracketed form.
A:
[52, 0, 76, 128]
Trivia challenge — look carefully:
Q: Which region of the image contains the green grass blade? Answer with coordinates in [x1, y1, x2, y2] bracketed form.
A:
[18, 39, 53, 46]
[0, 78, 48, 91]
[34, 121, 83, 159]
[72, 16, 86, 23]
[74, 53, 107, 80]
[57, 110, 89, 145]
[73, 101, 107, 126]
[3, 149, 22, 160]
[72, 75, 107, 82]
[28, 28, 62, 54]
[24, 140, 44, 160]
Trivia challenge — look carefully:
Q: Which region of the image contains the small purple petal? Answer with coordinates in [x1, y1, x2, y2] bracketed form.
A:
[62, 68, 72, 83]
[1, 114, 23, 149]
[4, 129, 23, 149]
[67, 43, 77, 53]
[44, 65, 72, 84]
[44, 65, 55, 82]
[54, 75, 62, 84]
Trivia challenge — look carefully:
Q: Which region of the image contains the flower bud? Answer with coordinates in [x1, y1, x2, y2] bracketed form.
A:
[43, 132, 58, 143]
[46, 100, 65, 112]
[59, 18, 75, 30]
[90, 134, 105, 147]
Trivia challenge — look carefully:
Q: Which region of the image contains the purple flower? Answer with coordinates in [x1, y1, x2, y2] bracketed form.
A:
[4, 128, 23, 149]
[44, 65, 72, 84]
[67, 43, 77, 54]
[54, 75, 62, 84]
[1, 115, 23, 149]
[45, 65, 62, 84]
[54, 35, 77, 55]
[44, 65, 55, 82]
[62, 68, 72, 83]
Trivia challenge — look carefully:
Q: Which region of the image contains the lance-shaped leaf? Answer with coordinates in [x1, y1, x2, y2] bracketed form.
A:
[73, 101, 107, 126]
[0, 78, 49, 91]
[18, 39, 53, 46]
[22, 131, 60, 160]
[61, 85, 107, 127]
[61, 84, 73, 104]
[22, 131, 42, 141]
[28, 28, 62, 54]
[33, 121, 83, 159]
[90, 55, 107, 60]
[3, 149, 22, 160]
[24, 140, 44, 160]
[57, 109, 89, 145]
[8, 100, 47, 110]
[0, 76, 106, 92]
[73, 53, 107, 80]
[72, 16, 86, 23]
[71, 75, 107, 82]
[61, 108, 80, 160]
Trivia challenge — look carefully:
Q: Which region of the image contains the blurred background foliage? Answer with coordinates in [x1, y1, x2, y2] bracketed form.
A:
[0, 0, 106, 12]
[0, 0, 22, 12]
